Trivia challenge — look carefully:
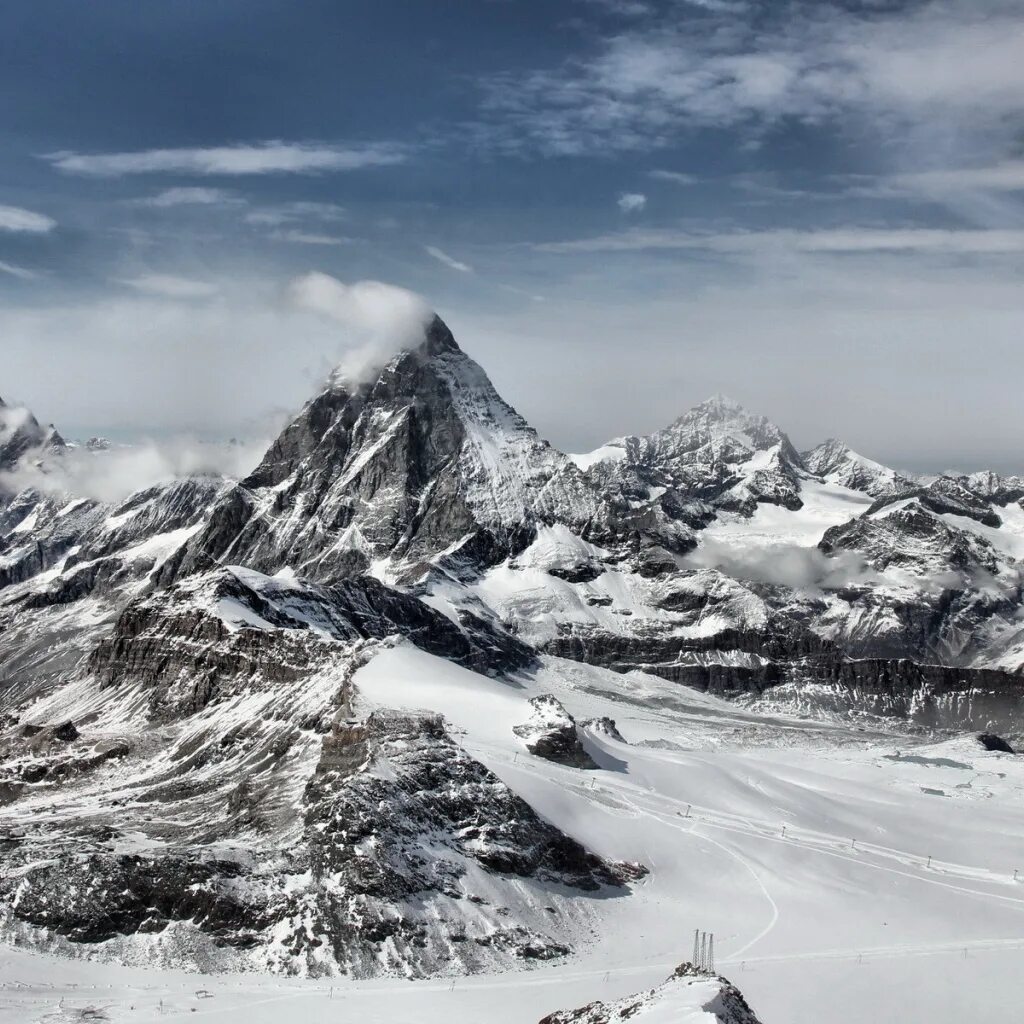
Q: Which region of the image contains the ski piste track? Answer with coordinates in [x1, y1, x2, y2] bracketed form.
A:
[475, 734, 1024, 905]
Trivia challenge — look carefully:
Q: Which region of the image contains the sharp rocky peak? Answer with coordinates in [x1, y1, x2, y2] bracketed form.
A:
[174, 313, 605, 585]
[0, 395, 66, 472]
[803, 437, 913, 499]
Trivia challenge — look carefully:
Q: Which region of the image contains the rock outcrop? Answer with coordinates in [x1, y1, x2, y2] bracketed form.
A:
[539, 962, 764, 1023]
[514, 695, 598, 769]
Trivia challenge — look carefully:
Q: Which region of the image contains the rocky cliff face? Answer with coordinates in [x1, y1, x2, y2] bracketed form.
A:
[1, 701, 641, 975]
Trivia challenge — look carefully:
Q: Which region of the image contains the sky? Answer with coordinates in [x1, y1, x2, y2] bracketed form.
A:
[1, 0, 1023, 472]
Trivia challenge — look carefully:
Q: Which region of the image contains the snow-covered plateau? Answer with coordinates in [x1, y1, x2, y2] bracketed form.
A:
[2, 318, 1024, 1023]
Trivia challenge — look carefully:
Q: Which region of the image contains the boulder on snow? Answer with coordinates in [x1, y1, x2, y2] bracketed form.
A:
[580, 717, 626, 743]
[514, 695, 598, 769]
[977, 733, 1015, 753]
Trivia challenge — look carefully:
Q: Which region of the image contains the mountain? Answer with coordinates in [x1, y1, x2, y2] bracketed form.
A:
[165, 316, 608, 588]
[0, 395, 64, 471]
[802, 437, 912, 498]
[2, 314, 1024, 987]
[579, 395, 806, 531]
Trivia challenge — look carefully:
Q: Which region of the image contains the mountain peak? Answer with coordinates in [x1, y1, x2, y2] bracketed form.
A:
[689, 393, 749, 420]
[803, 437, 911, 498]
[422, 312, 460, 357]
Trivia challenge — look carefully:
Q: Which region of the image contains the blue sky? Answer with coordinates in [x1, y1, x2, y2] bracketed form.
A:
[2, 0, 1023, 470]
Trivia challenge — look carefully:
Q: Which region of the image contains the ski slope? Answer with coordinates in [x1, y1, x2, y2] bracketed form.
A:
[4, 644, 1024, 1022]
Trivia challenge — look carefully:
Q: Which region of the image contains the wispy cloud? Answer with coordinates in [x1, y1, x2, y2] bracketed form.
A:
[617, 192, 647, 213]
[115, 274, 219, 298]
[859, 161, 1024, 199]
[0, 204, 56, 233]
[133, 186, 243, 207]
[269, 229, 351, 246]
[0, 260, 39, 280]
[536, 226, 1024, 255]
[648, 169, 697, 185]
[245, 201, 348, 226]
[424, 245, 473, 272]
[46, 141, 407, 176]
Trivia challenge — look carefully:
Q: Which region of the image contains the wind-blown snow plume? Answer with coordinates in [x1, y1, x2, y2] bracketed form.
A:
[0, 403, 33, 439]
[1, 437, 268, 503]
[287, 272, 433, 384]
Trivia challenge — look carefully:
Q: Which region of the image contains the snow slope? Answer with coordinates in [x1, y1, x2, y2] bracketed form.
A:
[5, 643, 1024, 1022]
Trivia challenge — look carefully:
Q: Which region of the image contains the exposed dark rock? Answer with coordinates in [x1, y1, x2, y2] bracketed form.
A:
[978, 733, 1015, 753]
[1, 709, 643, 976]
[88, 565, 533, 721]
[548, 563, 604, 584]
[514, 696, 598, 769]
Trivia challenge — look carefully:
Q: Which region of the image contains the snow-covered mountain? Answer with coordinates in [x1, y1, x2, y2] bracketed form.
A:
[802, 437, 912, 498]
[2, 313, 1024, 1012]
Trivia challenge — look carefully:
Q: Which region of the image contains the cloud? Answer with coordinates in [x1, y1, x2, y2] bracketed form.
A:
[683, 536, 874, 590]
[536, 226, 1024, 255]
[0, 402, 35, 441]
[245, 202, 348, 226]
[134, 187, 242, 207]
[268, 229, 351, 246]
[617, 192, 647, 213]
[0, 205, 56, 233]
[478, 1, 1024, 158]
[683, 533, 1001, 596]
[115, 274, 220, 298]
[46, 141, 407, 176]
[287, 272, 433, 383]
[2, 437, 268, 504]
[0, 260, 38, 280]
[499, 283, 546, 303]
[861, 161, 1024, 198]
[648, 169, 697, 185]
[425, 245, 474, 273]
